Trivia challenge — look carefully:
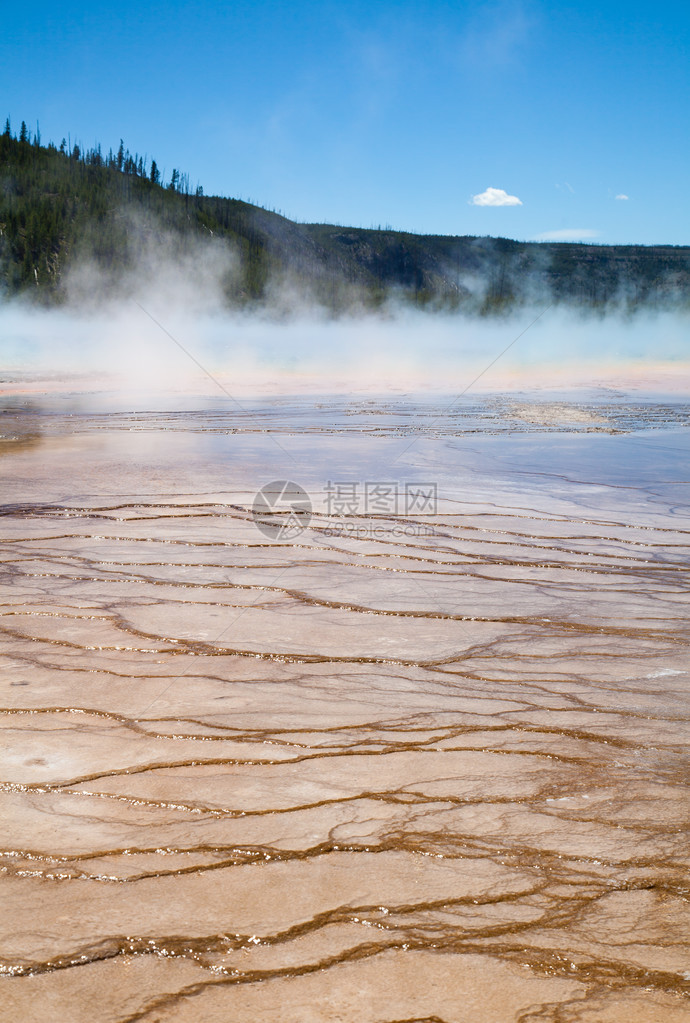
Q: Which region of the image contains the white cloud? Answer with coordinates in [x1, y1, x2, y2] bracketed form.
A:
[533, 228, 600, 241]
[470, 187, 523, 207]
[615, 194, 629, 200]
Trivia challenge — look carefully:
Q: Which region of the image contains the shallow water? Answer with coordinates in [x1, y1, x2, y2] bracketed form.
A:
[1, 397, 689, 1022]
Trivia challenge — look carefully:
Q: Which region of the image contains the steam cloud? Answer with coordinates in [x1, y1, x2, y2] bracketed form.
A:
[1, 210, 688, 403]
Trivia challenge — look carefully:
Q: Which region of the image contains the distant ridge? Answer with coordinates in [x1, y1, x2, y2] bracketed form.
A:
[1, 122, 689, 314]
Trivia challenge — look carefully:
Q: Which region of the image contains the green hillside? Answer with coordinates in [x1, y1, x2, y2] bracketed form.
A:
[1, 121, 689, 314]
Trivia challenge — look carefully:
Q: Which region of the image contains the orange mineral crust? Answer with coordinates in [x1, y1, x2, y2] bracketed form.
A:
[1, 398, 688, 1022]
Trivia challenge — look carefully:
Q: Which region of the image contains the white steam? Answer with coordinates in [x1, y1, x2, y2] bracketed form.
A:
[2, 301, 688, 399]
[1, 222, 688, 401]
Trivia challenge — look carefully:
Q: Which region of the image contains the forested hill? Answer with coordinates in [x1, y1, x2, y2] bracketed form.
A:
[1, 121, 689, 314]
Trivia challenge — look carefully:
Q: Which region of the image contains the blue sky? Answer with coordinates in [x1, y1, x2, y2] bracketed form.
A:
[2, 0, 688, 244]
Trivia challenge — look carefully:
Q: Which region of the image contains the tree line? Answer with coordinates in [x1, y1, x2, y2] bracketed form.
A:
[2, 116, 689, 314]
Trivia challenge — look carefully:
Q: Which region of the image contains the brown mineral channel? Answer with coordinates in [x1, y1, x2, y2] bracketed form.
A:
[0, 403, 689, 1022]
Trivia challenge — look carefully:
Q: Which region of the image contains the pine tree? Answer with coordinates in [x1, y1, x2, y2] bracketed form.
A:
[116, 139, 124, 171]
[19, 120, 28, 143]
[150, 160, 160, 184]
